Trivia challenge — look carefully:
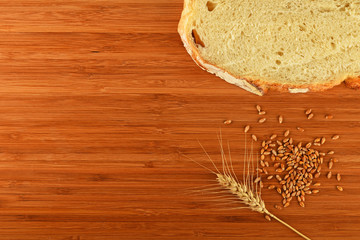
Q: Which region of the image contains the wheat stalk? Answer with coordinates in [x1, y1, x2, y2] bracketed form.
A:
[186, 133, 312, 240]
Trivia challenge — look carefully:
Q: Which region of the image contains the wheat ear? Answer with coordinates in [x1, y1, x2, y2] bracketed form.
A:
[216, 173, 311, 240]
[187, 134, 311, 240]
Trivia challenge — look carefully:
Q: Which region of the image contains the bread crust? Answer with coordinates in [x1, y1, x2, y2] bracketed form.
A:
[178, 0, 360, 95]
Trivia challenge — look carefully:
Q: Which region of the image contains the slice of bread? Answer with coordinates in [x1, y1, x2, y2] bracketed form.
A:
[178, 0, 360, 95]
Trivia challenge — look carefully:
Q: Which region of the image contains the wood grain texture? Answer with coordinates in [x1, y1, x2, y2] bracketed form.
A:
[0, 0, 359, 239]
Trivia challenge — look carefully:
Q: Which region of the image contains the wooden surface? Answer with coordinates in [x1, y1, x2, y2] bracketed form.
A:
[0, 1, 359, 239]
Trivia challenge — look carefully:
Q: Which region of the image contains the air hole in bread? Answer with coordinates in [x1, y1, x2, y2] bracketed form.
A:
[192, 29, 205, 47]
[276, 60, 282, 65]
[277, 51, 284, 56]
[206, 1, 217, 11]
[331, 42, 336, 49]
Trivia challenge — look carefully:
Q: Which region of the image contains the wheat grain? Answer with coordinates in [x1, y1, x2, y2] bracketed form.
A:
[325, 114, 334, 119]
[337, 173, 341, 182]
[307, 113, 314, 119]
[259, 111, 266, 115]
[328, 160, 333, 170]
[284, 130, 290, 137]
[256, 105, 262, 112]
[305, 109, 312, 115]
[224, 120, 232, 125]
[270, 134, 277, 140]
[259, 118, 267, 123]
[279, 115, 283, 124]
[336, 186, 343, 191]
[274, 204, 282, 210]
[297, 127, 305, 132]
[252, 134, 258, 142]
[332, 135, 340, 140]
[244, 125, 250, 133]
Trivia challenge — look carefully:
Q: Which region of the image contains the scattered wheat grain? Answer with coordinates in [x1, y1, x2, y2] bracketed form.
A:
[274, 204, 282, 210]
[337, 173, 341, 182]
[252, 134, 258, 142]
[256, 105, 261, 112]
[297, 127, 305, 132]
[328, 160, 333, 170]
[325, 114, 333, 119]
[332, 135, 340, 140]
[284, 130, 290, 137]
[259, 118, 267, 123]
[279, 115, 283, 124]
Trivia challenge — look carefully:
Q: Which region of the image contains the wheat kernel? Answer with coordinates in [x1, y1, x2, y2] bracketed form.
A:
[336, 186, 343, 192]
[256, 105, 261, 112]
[278, 115, 283, 124]
[336, 173, 341, 182]
[274, 204, 282, 210]
[252, 134, 258, 142]
[332, 135, 340, 140]
[284, 130, 290, 137]
[270, 134, 277, 140]
[259, 118, 267, 123]
[328, 161, 333, 170]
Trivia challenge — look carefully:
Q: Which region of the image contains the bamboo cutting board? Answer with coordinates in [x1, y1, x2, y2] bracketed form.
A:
[0, 1, 359, 239]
